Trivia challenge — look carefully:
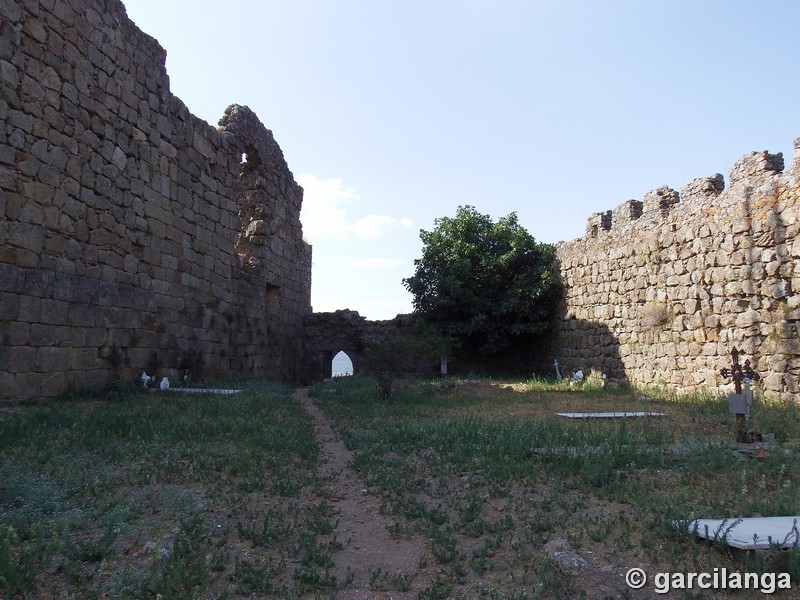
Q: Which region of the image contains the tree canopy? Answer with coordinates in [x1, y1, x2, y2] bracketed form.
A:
[402, 205, 560, 354]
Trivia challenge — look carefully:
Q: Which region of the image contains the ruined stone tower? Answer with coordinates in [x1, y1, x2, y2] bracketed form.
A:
[1, 0, 312, 398]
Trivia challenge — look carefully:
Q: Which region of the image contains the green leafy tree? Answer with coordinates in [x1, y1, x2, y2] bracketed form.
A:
[403, 205, 560, 354]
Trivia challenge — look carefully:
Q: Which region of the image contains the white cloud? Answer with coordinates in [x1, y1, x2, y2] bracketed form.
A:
[298, 173, 357, 239]
[350, 257, 405, 270]
[351, 215, 396, 240]
[298, 173, 414, 241]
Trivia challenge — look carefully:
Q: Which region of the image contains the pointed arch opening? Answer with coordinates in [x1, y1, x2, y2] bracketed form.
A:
[332, 350, 354, 377]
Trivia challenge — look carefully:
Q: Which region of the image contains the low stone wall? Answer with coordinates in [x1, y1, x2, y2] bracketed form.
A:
[302, 310, 416, 381]
[302, 310, 552, 382]
[1, 0, 311, 398]
[555, 141, 800, 396]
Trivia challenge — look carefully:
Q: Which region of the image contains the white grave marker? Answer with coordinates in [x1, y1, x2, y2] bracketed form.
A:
[678, 516, 800, 550]
[556, 411, 667, 419]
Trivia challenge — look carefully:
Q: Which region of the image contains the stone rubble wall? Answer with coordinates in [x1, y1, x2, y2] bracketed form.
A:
[302, 310, 416, 381]
[555, 140, 800, 396]
[1, 0, 311, 399]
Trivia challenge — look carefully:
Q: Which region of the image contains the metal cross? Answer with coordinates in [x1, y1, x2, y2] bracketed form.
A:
[720, 348, 761, 443]
[720, 348, 760, 394]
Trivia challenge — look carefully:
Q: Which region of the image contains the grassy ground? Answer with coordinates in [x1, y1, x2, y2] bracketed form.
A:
[309, 376, 800, 599]
[1, 376, 799, 599]
[0, 381, 340, 599]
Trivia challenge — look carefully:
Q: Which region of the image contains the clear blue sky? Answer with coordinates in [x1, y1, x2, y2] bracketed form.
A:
[123, 0, 799, 320]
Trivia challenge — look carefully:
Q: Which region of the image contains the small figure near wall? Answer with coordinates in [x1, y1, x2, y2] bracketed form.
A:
[140, 371, 153, 387]
[569, 369, 584, 387]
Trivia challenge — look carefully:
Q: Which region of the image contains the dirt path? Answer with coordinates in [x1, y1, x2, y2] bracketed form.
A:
[294, 388, 427, 599]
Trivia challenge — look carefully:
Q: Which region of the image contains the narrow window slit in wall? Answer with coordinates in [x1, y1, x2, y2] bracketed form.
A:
[265, 283, 280, 313]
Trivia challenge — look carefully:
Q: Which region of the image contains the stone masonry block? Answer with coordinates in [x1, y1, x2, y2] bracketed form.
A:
[11, 372, 43, 399]
[70, 347, 99, 370]
[80, 368, 109, 391]
[68, 303, 97, 327]
[17, 295, 41, 322]
[40, 372, 68, 398]
[7, 346, 36, 373]
[0, 291, 19, 320]
[0, 371, 15, 399]
[37, 347, 74, 373]
[40, 298, 69, 324]
[6, 321, 29, 345]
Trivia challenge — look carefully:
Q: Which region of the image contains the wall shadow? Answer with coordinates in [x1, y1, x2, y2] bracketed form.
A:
[549, 318, 626, 383]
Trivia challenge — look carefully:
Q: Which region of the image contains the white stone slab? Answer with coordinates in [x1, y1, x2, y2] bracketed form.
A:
[678, 517, 800, 550]
[530, 444, 663, 456]
[531, 441, 706, 457]
[555, 411, 667, 419]
[167, 387, 242, 395]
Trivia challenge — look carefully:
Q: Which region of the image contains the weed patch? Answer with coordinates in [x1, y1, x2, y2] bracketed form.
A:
[0, 381, 343, 599]
[5, 375, 800, 598]
[310, 375, 800, 596]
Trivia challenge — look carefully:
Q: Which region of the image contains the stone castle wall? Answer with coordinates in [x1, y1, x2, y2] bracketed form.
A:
[555, 141, 800, 396]
[4, 0, 798, 400]
[1, 0, 312, 398]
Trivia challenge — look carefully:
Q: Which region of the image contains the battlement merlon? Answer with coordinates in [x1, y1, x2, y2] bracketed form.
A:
[612, 199, 643, 226]
[680, 174, 725, 202]
[729, 151, 784, 185]
[582, 140, 794, 239]
[642, 186, 679, 219]
[585, 210, 612, 238]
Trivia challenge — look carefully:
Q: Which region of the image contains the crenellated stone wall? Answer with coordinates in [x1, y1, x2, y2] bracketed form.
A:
[1, 0, 311, 398]
[555, 141, 800, 396]
[3, 0, 798, 400]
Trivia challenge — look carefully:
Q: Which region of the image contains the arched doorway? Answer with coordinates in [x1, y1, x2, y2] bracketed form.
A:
[332, 350, 354, 377]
